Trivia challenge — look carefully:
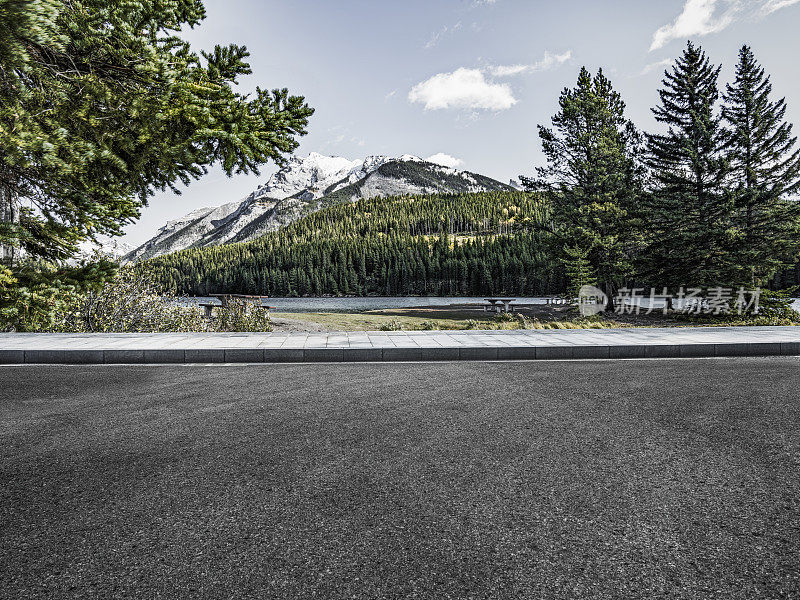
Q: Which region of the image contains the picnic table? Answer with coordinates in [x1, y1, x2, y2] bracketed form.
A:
[199, 294, 272, 318]
[483, 298, 517, 313]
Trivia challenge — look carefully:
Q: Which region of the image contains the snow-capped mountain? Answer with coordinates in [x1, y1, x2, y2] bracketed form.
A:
[124, 153, 513, 262]
[76, 235, 134, 261]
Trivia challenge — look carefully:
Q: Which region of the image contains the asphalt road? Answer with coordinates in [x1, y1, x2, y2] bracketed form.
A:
[1, 359, 799, 599]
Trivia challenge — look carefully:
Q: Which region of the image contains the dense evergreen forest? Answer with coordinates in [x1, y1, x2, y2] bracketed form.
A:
[144, 191, 565, 297]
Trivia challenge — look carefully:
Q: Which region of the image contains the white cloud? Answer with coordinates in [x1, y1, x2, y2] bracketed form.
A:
[650, 0, 735, 52]
[650, 0, 800, 51]
[489, 50, 572, 77]
[490, 64, 529, 77]
[408, 68, 517, 111]
[408, 50, 570, 113]
[640, 58, 674, 75]
[426, 153, 464, 169]
[424, 21, 462, 49]
[760, 0, 800, 14]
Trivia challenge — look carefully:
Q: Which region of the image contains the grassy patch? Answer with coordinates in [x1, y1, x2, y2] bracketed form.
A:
[270, 301, 800, 332]
[270, 311, 494, 331]
[270, 310, 626, 332]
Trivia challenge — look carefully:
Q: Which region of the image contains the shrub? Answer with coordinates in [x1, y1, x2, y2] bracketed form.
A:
[1, 259, 116, 332]
[379, 319, 404, 331]
[493, 311, 516, 322]
[213, 299, 273, 332]
[53, 267, 210, 333]
[674, 288, 800, 326]
[419, 320, 440, 330]
[755, 289, 798, 320]
[48, 267, 272, 333]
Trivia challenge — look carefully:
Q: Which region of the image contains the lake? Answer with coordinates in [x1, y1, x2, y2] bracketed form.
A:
[177, 296, 555, 313]
[177, 295, 800, 314]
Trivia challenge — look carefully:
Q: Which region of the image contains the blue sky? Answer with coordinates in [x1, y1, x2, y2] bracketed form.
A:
[124, 0, 800, 244]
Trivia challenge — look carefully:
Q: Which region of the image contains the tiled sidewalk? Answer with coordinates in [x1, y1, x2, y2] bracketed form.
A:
[2, 326, 800, 363]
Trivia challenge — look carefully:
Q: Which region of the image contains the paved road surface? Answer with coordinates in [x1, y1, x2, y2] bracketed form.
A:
[1, 359, 799, 599]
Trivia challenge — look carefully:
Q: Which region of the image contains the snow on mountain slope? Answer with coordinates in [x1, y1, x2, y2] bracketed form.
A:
[254, 152, 362, 201]
[124, 153, 512, 262]
[76, 236, 134, 261]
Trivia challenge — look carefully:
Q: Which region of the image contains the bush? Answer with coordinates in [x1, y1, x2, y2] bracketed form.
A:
[755, 289, 798, 320]
[48, 267, 272, 333]
[419, 320, 440, 330]
[1, 259, 117, 332]
[212, 299, 273, 332]
[514, 314, 535, 329]
[52, 267, 210, 333]
[379, 319, 404, 331]
[493, 311, 516, 322]
[674, 288, 800, 326]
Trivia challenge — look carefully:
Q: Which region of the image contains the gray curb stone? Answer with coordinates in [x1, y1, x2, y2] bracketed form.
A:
[535, 346, 574, 360]
[644, 345, 681, 358]
[4, 339, 800, 364]
[340, 348, 381, 362]
[610, 345, 647, 359]
[144, 350, 185, 364]
[382, 347, 422, 361]
[497, 347, 538, 360]
[679, 344, 715, 358]
[263, 349, 305, 363]
[0, 350, 24, 364]
[459, 347, 499, 360]
[224, 349, 265, 363]
[104, 350, 145, 364]
[184, 349, 225, 363]
[572, 346, 610, 359]
[304, 348, 344, 362]
[781, 341, 800, 355]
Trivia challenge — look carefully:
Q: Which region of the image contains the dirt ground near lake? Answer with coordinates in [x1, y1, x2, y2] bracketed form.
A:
[270, 303, 686, 332]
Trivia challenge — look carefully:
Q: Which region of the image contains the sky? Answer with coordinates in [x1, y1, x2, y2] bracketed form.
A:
[123, 0, 800, 245]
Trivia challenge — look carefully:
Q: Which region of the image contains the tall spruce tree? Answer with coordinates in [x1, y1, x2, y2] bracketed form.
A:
[642, 42, 732, 288]
[0, 0, 313, 330]
[523, 67, 644, 304]
[722, 45, 800, 286]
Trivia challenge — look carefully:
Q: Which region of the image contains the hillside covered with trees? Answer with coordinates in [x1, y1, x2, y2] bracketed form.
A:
[143, 191, 563, 297]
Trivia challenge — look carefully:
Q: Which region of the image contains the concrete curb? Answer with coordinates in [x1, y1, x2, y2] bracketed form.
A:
[2, 342, 799, 364]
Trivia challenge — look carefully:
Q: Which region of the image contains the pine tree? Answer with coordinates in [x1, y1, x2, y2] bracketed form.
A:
[642, 42, 732, 288]
[562, 245, 597, 299]
[722, 45, 800, 286]
[0, 0, 313, 329]
[524, 67, 644, 304]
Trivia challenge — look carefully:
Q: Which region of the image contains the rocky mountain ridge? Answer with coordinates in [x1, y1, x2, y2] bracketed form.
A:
[124, 153, 513, 261]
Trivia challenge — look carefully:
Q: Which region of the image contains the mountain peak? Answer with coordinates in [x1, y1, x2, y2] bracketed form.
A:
[124, 152, 512, 262]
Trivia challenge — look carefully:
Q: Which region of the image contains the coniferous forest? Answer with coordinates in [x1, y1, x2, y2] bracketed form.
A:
[144, 191, 562, 297]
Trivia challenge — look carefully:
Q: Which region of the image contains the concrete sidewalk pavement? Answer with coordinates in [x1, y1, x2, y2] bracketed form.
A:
[2, 326, 800, 364]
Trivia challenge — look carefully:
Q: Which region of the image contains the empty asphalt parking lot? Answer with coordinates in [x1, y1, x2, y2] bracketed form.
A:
[1, 358, 799, 599]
